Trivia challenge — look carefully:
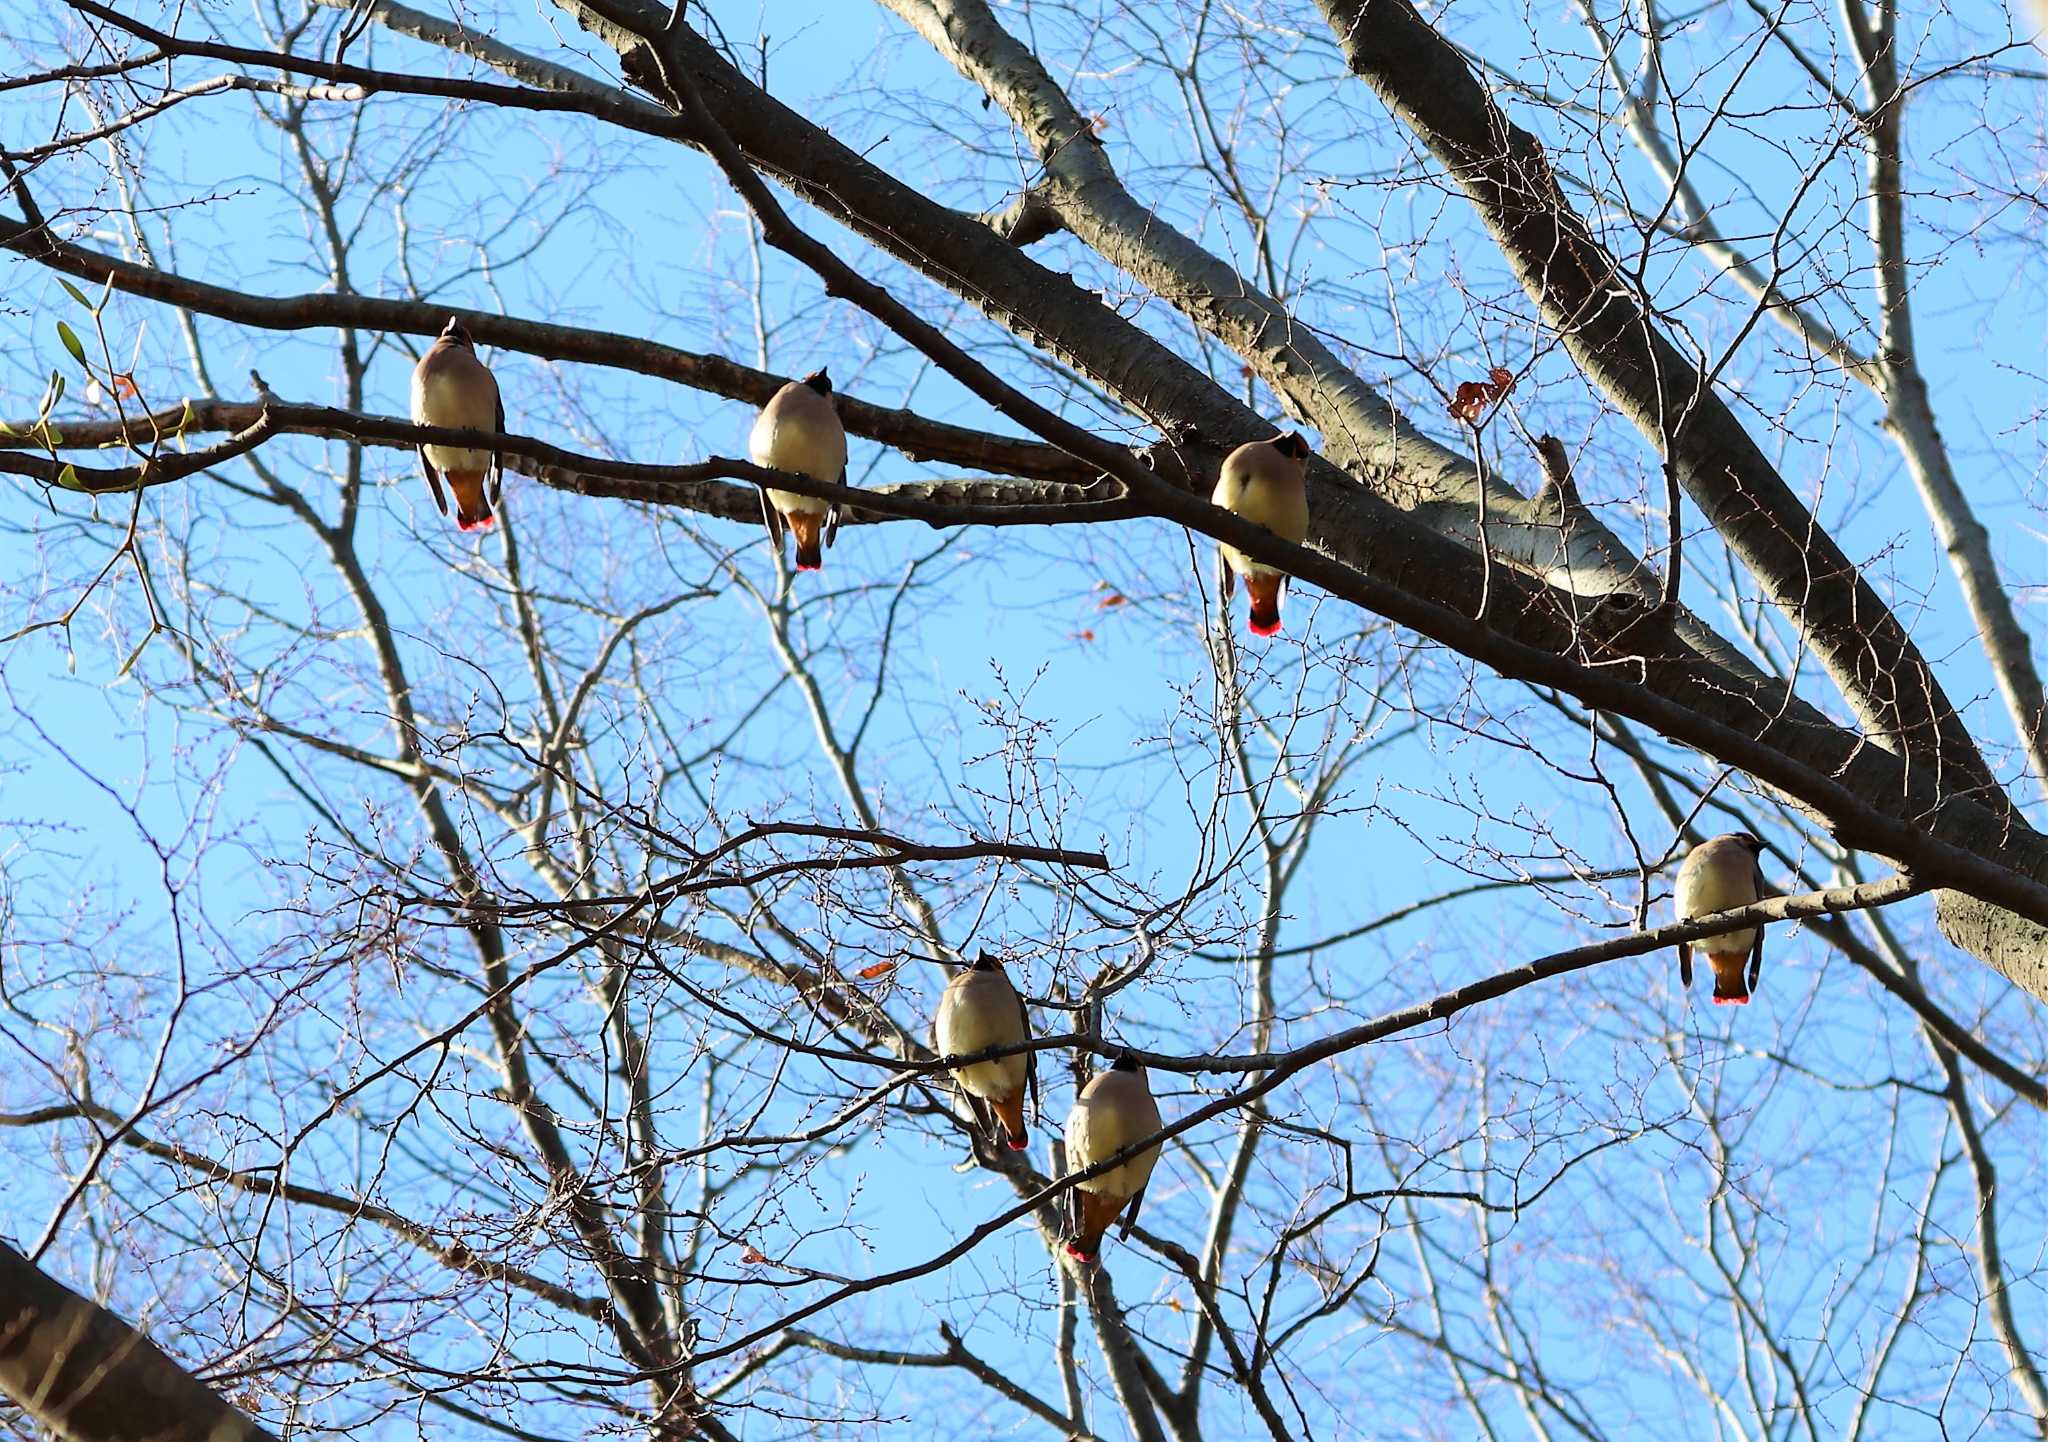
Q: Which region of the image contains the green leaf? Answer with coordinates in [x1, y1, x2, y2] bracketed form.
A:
[56, 320, 89, 368]
[43, 425, 64, 448]
[57, 463, 80, 490]
[57, 278, 91, 309]
[97, 271, 116, 313]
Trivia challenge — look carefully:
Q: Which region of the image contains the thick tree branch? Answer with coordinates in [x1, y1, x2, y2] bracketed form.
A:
[1313, 0, 1999, 804]
[0, 218, 1093, 487]
[0, 397, 1136, 523]
[0, 1240, 280, 1442]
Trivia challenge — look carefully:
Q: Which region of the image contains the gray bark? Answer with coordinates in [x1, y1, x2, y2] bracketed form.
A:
[0, 1240, 279, 1442]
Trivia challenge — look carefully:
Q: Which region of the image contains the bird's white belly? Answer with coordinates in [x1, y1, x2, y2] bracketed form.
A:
[1693, 924, 1757, 958]
[766, 486, 831, 519]
[423, 442, 492, 474]
[1220, 543, 1281, 579]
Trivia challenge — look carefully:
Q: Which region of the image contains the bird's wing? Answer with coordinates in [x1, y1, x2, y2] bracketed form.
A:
[488, 392, 506, 505]
[1748, 856, 1769, 990]
[1119, 1183, 1148, 1240]
[759, 486, 785, 544]
[418, 449, 449, 517]
[1677, 940, 1693, 989]
[1018, 988, 1039, 1122]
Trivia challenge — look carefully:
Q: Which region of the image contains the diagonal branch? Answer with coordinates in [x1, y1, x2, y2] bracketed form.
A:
[1312, 0, 2000, 807]
[0, 1239, 282, 1442]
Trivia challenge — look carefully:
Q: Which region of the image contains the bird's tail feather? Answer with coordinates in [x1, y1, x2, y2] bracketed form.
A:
[1064, 1189, 1127, 1265]
[1244, 573, 1285, 636]
[786, 511, 825, 571]
[448, 473, 496, 533]
[1709, 953, 1751, 1005]
[991, 1091, 1028, 1152]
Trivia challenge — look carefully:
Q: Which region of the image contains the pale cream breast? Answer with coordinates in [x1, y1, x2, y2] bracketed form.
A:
[1213, 441, 1308, 578]
[413, 351, 498, 475]
[1065, 1069, 1162, 1199]
[934, 970, 1029, 1100]
[750, 384, 847, 502]
[1676, 840, 1762, 957]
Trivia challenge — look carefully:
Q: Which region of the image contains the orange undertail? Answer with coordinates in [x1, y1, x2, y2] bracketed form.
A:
[1243, 573, 1285, 636]
[1708, 951, 1751, 1006]
[785, 511, 825, 571]
[990, 1091, 1028, 1152]
[447, 472, 496, 533]
[1065, 1188, 1129, 1265]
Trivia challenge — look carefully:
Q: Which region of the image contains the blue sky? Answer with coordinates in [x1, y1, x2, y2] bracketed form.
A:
[3, 0, 2047, 1436]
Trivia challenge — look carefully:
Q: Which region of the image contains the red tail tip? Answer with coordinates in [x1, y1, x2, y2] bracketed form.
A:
[1006, 1136, 1029, 1152]
[1247, 613, 1283, 637]
[1064, 1242, 1099, 1265]
[795, 558, 822, 572]
[1712, 994, 1750, 1006]
[457, 513, 496, 533]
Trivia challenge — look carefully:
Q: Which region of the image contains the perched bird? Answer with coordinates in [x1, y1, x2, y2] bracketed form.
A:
[410, 317, 504, 532]
[1062, 1054, 1163, 1265]
[1674, 832, 1770, 1005]
[932, 953, 1036, 1151]
[749, 369, 848, 571]
[1213, 430, 1312, 636]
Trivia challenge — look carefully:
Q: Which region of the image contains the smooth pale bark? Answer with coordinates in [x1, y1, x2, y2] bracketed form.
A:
[0, 1241, 278, 1442]
[876, 0, 1659, 603]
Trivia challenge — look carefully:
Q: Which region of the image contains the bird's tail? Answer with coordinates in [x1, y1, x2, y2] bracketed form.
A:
[1243, 573, 1285, 636]
[1064, 1188, 1127, 1265]
[1709, 953, 1751, 1005]
[447, 473, 496, 533]
[990, 1090, 1028, 1152]
[786, 510, 825, 571]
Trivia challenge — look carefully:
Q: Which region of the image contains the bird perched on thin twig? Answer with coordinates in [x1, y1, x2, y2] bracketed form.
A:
[932, 953, 1037, 1152]
[1061, 1053, 1162, 1264]
[410, 317, 504, 532]
[1674, 832, 1770, 1005]
[1213, 430, 1312, 636]
[750, 369, 848, 571]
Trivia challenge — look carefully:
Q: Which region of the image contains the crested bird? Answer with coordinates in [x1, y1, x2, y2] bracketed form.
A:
[1674, 832, 1770, 1005]
[1061, 1053, 1163, 1265]
[1213, 430, 1312, 637]
[410, 316, 504, 532]
[750, 368, 848, 571]
[932, 952, 1037, 1151]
